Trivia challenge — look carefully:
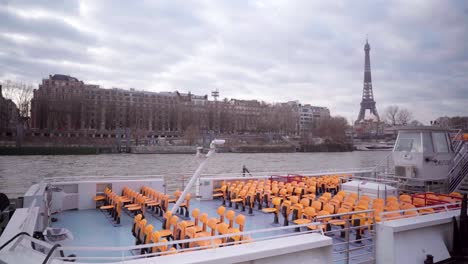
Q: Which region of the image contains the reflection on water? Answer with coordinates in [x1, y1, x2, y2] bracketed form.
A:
[0, 151, 390, 198]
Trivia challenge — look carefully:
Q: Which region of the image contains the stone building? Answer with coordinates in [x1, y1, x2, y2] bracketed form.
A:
[31, 75, 181, 138]
[0, 85, 20, 135]
[290, 101, 330, 135]
[29, 75, 314, 142]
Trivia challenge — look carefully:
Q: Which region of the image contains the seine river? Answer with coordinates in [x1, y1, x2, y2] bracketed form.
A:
[0, 151, 390, 198]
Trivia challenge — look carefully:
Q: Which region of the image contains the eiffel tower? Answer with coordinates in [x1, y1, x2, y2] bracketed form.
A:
[356, 39, 380, 123]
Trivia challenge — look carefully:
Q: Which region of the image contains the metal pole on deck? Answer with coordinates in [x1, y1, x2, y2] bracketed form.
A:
[345, 218, 350, 264]
[170, 140, 225, 214]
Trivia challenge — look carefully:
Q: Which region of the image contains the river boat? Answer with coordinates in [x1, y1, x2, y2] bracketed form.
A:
[355, 141, 394, 151]
[0, 126, 467, 264]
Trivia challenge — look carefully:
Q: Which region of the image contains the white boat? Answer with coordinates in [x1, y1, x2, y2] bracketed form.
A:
[0, 127, 467, 264]
[355, 141, 395, 151]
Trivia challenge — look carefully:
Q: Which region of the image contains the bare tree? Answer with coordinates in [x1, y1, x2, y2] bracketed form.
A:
[384, 105, 399, 126]
[409, 120, 423, 126]
[1, 80, 34, 118]
[314, 116, 349, 142]
[184, 124, 200, 145]
[397, 109, 413, 126]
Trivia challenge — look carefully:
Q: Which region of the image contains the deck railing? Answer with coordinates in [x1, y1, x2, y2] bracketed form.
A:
[3, 203, 461, 264]
[379, 202, 461, 222]
[49, 223, 324, 262]
[47, 209, 380, 264]
[42, 167, 376, 196]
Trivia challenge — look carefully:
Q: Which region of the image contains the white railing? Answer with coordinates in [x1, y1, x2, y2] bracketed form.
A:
[41, 168, 376, 198]
[42, 174, 166, 183]
[379, 202, 461, 222]
[452, 129, 464, 153]
[319, 209, 376, 264]
[449, 144, 468, 192]
[49, 223, 324, 262]
[42, 168, 375, 183]
[372, 152, 394, 178]
[8, 203, 458, 263]
[44, 209, 377, 263]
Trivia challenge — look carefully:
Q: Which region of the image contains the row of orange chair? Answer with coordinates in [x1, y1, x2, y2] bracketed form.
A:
[97, 187, 127, 225]
[213, 175, 347, 215]
[140, 186, 191, 217]
[132, 206, 248, 255]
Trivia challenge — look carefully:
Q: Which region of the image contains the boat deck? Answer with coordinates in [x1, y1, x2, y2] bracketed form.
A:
[51, 198, 374, 263]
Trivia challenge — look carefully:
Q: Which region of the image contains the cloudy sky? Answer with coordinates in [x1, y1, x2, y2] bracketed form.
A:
[1, 1, 467, 123]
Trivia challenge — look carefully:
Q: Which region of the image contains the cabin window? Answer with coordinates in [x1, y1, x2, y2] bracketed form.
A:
[395, 132, 422, 152]
[422, 132, 434, 153]
[432, 132, 449, 152]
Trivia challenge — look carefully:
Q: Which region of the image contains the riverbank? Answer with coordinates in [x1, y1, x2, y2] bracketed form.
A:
[0, 146, 117, 155]
[0, 143, 356, 155]
[299, 143, 354, 152]
[0, 141, 356, 155]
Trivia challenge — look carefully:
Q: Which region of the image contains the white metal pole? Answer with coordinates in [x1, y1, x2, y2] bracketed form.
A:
[171, 140, 224, 214]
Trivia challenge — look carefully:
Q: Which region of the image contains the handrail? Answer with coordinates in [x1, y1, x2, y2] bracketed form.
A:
[452, 129, 464, 153]
[380, 202, 461, 222]
[449, 149, 468, 192]
[0, 232, 30, 251]
[51, 210, 377, 262]
[41, 243, 61, 264]
[41, 168, 376, 183]
[59, 223, 323, 252]
[50, 223, 324, 261]
[51, 210, 376, 262]
[56, 229, 323, 261]
[449, 164, 468, 192]
[340, 174, 399, 185]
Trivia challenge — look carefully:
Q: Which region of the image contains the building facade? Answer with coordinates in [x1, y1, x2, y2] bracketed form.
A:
[300, 104, 330, 132]
[30, 75, 303, 141]
[31, 75, 181, 138]
[286, 101, 330, 135]
[0, 85, 20, 135]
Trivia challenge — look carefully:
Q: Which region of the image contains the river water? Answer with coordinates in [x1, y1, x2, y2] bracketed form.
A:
[0, 151, 390, 198]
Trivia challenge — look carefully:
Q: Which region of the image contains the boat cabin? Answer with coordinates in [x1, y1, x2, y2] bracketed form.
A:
[393, 126, 455, 183]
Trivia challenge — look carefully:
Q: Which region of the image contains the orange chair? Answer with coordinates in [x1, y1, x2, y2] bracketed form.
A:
[262, 197, 281, 224]
[294, 206, 316, 225]
[150, 231, 161, 253]
[229, 214, 246, 240]
[323, 203, 335, 214]
[137, 219, 147, 245]
[158, 212, 175, 240]
[329, 208, 350, 238]
[213, 185, 228, 205]
[281, 200, 292, 226]
[142, 224, 154, 254]
[132, 214, 143, 238]
[300, 198, 311, 208]
[308, 210, 330, 232]
[175, 221, 188, 245]
[311, 200, 322, 212]
[179, 194, 191, 217]
[168, 190, 181, 204]
[225, 210, 236, 228]
[197, 213, 210, 237]
[196, 218, 222, 248]
[217, 206, 226, 224]
[400, 194, 412, 204]
[217, 222, 230, 244]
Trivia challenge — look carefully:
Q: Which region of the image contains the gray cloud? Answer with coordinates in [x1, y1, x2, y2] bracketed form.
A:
[0, 0, 467, 124]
